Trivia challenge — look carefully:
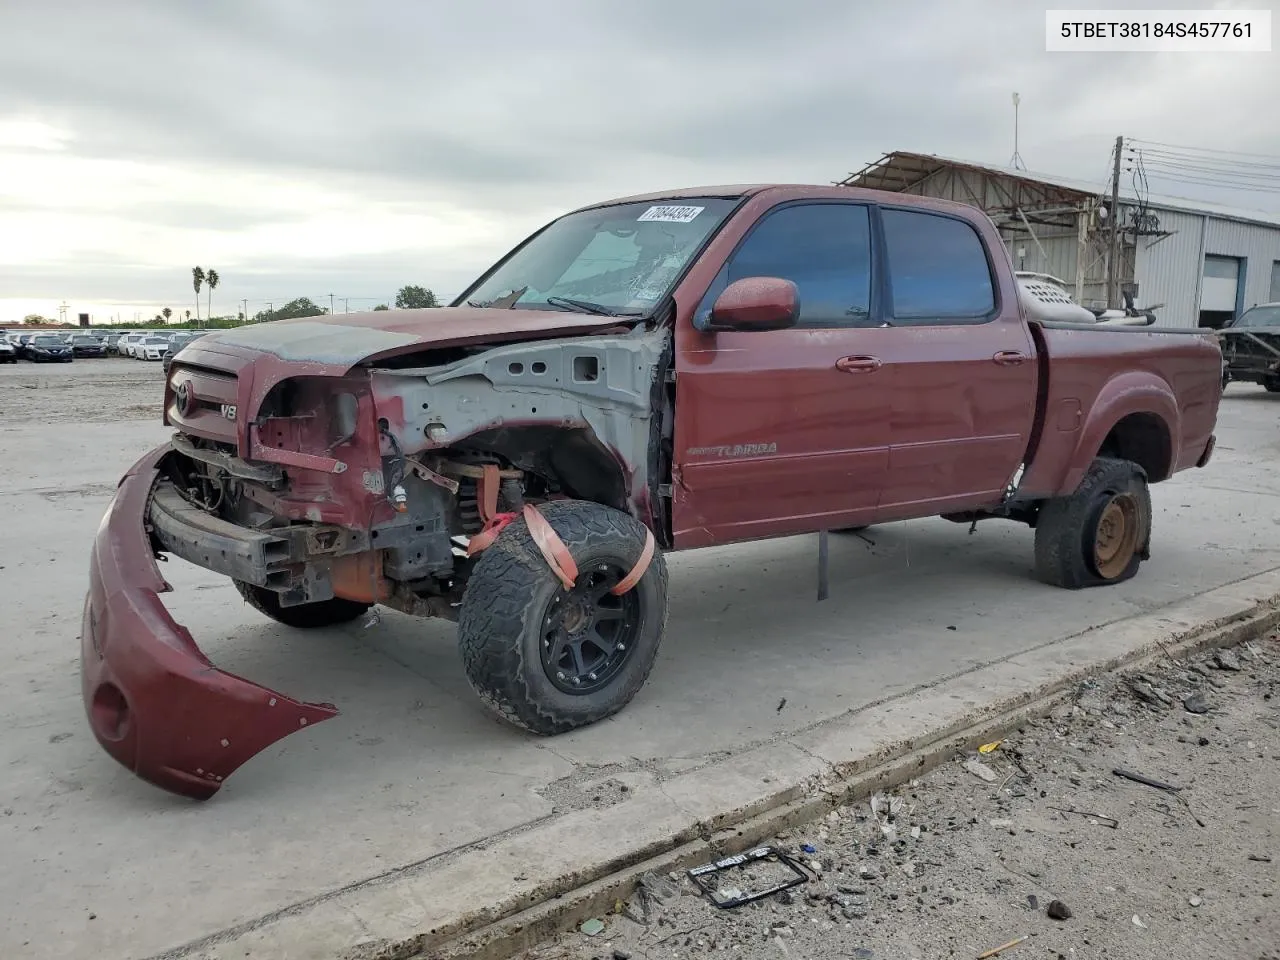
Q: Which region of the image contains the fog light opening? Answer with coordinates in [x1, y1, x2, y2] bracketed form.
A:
[91, 683, 131, 742]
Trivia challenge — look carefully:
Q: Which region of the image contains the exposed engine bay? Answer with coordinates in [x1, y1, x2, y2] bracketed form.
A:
[155, 326, 672, 619]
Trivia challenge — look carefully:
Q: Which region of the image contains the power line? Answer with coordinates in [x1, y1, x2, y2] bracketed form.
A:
[1127, 138, 1280, 163]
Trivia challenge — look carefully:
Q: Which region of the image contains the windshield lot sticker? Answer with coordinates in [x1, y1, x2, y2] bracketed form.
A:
[638, 205, 704, 223]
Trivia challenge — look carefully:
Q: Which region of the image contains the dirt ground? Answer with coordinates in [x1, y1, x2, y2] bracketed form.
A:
[0, 357, 164, 422]
[522, 636, 1279, 960]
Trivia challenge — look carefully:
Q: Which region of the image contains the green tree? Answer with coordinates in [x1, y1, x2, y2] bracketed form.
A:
[252, 297, 327, 324]
[373, 303, 390, 311]
[23, 314, 48, 325]
[192, 267, 205, 326]
[206, 268, 219, 321]
[162, 307, 172, 324]
[395, 285, 439, 309]
[185, 309, 192, 325]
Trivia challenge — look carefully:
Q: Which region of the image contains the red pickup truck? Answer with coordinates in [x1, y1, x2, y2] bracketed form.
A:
[81, 185, 1222, 799]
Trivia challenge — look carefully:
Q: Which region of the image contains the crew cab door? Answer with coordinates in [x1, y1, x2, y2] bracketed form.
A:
[871, 205, 1038, 514]
[671, 201, 890, 548]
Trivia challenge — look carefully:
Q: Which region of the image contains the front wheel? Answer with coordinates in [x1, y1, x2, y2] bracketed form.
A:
[458, 500, 669, 735]
[1264, 378, 1280, 393]
[1033, 457, 1151, 590]
[233, 580, 370, 628]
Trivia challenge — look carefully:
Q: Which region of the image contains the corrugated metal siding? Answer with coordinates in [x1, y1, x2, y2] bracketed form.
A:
[1204, 218, 1280, 312]
[1000, 230, 1078, 279]
[1133, 208, 1205, 328]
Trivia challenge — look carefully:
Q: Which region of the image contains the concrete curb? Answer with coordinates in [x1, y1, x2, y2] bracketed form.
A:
[152, 570, 1280, 960]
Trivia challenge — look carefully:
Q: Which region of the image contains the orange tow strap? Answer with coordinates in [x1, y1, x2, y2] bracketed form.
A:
[467, 503, 656, 596]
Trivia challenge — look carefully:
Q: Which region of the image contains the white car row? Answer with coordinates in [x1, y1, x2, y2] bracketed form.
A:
[118, 332, 179, 360]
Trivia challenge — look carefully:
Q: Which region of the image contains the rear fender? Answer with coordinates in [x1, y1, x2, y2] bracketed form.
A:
[1056, 371, 1180, 496]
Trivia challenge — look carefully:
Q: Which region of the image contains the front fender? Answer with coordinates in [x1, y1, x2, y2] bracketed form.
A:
[1056, 371, 1180, 496]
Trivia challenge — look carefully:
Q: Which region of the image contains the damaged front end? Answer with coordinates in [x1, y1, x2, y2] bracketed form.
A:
[81, 323, 671, 799]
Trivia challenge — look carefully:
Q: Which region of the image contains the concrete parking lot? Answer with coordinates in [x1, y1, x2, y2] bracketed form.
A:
[1, 363, 1278, 960]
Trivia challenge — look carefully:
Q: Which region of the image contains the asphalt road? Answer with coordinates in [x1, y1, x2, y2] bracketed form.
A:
[1, 364, 1278, 960]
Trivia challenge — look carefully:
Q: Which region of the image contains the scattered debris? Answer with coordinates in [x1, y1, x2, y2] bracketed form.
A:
[1188, 896, 1203, 907]
[1247, 854, 1272, 863]
[1046, 805, 1120, 829]
[1112, 767, 1181, 793]
[776, 698, 787, 713]
[1182, 693, 1211, 714]
[977, 934, 1028, 958]
[1026, 894, 1039, 911]
[800, 843, 817, 854]
[1046, 899, 1073, 921]
[978, 740, 1001, 754]
[579, 918, 605, 937]
[639, 871, 681, 904]
[1129, 679, 1173, 707]
[1212, 649, 1243, 671]
[1132, 914, 1148, 929]
[963, 759, 999, 783]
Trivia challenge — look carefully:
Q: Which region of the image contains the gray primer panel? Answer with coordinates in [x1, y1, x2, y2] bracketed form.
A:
[373, 329, 667, 494]
[209, 321, 422, 365]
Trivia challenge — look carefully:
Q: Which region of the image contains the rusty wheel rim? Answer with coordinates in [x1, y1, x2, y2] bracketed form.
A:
[1093, 493, 1140, 579]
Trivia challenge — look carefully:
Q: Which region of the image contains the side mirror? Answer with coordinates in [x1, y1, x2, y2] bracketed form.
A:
[707, 277, 799, 332]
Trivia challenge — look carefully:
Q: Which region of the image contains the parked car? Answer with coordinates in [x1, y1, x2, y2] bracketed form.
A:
[68, 334, 108, 358]
[160, 332, 207, 374]
[25, 334, 74, 362]
[82, 183, 1224, 799]
[103, 333, 125, 355]
[117, 333, 147, 357]
[0, 338, 15, 363]
[136, 336, 171, 361]
[1218, 302, 1280, 391]
[14, 333, 37, 358]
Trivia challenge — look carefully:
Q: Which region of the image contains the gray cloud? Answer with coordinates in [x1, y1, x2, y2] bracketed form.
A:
[2, 0, 1279, 309]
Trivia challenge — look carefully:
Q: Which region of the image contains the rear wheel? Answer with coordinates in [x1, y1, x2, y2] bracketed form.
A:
[1033, 458, 1151, 590]
[233, 580, 370, 628]
[458, 499, 668, 735]
[1264, 378, 1280, 393]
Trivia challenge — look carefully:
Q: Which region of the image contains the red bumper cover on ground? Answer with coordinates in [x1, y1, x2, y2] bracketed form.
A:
[80, 444, 338, 800]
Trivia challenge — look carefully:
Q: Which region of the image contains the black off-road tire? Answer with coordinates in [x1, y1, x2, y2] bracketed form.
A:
[233, 580, 370, 628]
[1033, 457, 1151, 590]
[458, 499, 669, 736]
[1264, 378, 1280, 393]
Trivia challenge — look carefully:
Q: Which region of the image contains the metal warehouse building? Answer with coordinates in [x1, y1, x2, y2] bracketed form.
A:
[840, 151, 1280, 329]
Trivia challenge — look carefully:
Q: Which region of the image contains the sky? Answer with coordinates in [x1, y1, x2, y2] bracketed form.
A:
[1, 0, 1278, 326]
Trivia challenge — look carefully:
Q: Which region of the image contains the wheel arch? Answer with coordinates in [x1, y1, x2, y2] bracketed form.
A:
[1056, 373, 1180, 496]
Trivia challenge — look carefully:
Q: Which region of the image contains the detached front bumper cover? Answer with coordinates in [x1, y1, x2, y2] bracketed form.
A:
[80, 443, 337, 800]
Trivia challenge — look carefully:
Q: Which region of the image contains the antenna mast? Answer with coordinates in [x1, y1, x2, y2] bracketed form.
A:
[1009, 92, 1026, 170]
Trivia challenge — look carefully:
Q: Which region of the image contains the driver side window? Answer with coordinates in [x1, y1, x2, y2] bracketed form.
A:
[696, 203, 874, 329]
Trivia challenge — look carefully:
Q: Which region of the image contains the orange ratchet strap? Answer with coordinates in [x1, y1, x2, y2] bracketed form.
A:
[467, 504, 655, 596]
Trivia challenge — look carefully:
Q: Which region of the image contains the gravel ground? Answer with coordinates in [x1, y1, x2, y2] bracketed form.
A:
[523, 636, 1279, 960]
[0, 357, 165, 422]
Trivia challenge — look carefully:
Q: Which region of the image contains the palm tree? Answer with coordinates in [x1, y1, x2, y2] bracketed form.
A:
[192, 267, 205, 327]
[162, 307, 172, 324]
[206, 269, 219, 322]
[185, 309, 191, 324]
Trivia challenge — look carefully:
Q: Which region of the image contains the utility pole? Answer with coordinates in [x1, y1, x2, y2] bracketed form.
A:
[1106, 134, 1123, 309]
[343, 298, 349, 314]
[329, 292, 335, 316]
[242, 298, 249, 324]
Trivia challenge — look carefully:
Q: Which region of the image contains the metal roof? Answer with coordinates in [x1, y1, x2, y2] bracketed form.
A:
[840, 151, 1280, 230]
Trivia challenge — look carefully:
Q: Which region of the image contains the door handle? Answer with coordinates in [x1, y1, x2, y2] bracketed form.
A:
[992, 350, 1028, 366]
[836, 355, 882, 373]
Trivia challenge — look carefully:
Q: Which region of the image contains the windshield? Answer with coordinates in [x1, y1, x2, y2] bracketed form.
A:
[1230, 305, 1280, 328]
[461, 198, 740, 315]
[33, 336, 63, 346]
[72, 336, 98, 343]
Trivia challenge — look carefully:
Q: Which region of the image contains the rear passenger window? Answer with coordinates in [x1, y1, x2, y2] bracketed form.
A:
[701, 203, 873, 329]
[882, 209, 996, 323]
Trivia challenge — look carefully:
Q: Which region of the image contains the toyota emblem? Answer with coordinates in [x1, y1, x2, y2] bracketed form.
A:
[174, 381, 196, 417]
